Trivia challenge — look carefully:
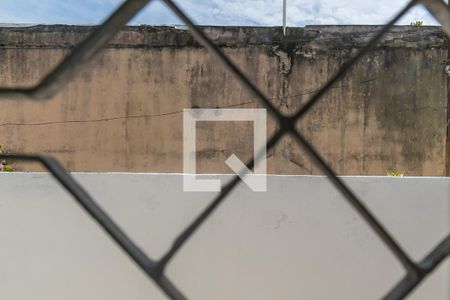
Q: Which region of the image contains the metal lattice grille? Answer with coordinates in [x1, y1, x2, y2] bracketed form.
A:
[1, 0, 450, 299]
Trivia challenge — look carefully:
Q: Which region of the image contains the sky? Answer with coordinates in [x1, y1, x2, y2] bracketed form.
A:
[0, 0, 440, 27]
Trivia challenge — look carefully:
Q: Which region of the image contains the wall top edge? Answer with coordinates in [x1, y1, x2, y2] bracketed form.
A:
[0, 25, 446, 50]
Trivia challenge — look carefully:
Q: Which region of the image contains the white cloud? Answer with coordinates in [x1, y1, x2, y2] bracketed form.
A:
[0, 0, 441, 26]
[165, 0, 438, 26]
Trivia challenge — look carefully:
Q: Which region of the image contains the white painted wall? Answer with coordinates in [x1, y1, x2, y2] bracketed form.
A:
[0, 173, 449, 300]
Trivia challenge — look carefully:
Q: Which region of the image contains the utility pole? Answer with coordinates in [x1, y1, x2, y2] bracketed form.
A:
[283, 0, 287, 36]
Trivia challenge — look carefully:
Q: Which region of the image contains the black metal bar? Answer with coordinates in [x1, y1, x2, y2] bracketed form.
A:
[384, 235, 450, 299]
[162, 0, 285, 122]
[383, 273, 421, 300]
[420, 0, 450, 36]
[288, 130, 420, 275]
[165, 0, 420, 277]
[290, 0, 416, 121]
[0, 0, 152, 101]
[0, 154, 186, 300]
[1, 0, 450, 299]
[157, 129, 286, 270]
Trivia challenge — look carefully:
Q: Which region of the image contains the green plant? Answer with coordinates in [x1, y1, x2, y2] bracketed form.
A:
[2, 165, 14, 172]
[0, 143, 15, 172]
[387, 169, 405, 177]
[410, 20, 423, 26]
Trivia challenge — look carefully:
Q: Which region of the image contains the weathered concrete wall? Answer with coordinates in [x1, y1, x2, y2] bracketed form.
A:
[0, 173, 449, 299]
[0, 25, 447, 175]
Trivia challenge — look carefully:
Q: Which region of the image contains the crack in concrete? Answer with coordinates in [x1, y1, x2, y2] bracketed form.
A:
[0, 77, 381, 128]
[0, 100, 255, 127]
[272, 46, 294, 111]
[287, 156, 312, 174]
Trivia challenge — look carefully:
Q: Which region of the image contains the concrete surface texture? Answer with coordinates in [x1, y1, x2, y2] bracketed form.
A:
[0, 25, 447, 175]
[0, 173, 449, 300]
